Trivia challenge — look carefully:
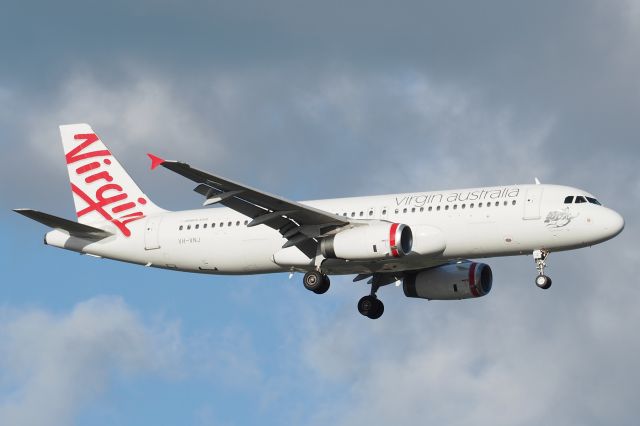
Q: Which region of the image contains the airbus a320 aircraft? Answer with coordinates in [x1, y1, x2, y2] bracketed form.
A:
[15, 124, 625, 319]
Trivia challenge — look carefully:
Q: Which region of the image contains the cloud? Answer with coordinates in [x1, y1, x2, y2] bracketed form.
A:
[4, 67, 555, 210]
[23, 70, 223, 164]
[294, 246, 640, 426]
[1, 1, 639, 423]
[0, 296, 182, 426]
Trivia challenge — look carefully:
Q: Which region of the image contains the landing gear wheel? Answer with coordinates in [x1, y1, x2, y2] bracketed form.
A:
[535, 274, 552, 289]
[314, 275, 330, 294]
[368, 299, 384, 319]
[533, 249, 552, 290]
[357, 295, 384, 319]
[303, 271, 330, 294]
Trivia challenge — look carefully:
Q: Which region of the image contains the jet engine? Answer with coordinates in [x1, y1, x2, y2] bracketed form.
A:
[320, 223, 412, 261]
[403, 261, 492, 300]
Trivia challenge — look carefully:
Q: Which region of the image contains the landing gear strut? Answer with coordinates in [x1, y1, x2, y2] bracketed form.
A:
[533, 249, 552, 289]
[358, 283, 384, 319]
[303, 270, 330, 294]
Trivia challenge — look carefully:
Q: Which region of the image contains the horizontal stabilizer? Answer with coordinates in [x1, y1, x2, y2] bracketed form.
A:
[13, 209, 114, 240]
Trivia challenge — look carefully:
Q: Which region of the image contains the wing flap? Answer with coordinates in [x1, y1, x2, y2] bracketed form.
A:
[14, 209, 114, 240]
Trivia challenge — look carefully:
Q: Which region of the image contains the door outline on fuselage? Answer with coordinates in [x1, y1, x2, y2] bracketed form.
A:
[523, 187, 544, 220]
[144, 215, 162, 250]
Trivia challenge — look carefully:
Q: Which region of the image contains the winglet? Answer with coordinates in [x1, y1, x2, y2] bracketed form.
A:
[147, 153, 165, 170]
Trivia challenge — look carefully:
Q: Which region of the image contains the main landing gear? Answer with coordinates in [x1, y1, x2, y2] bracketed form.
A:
[302, 271, 385, 319]
[357, 283, 384, 320]
[303, 270, 330, 294]
[533, 249, 552, 289]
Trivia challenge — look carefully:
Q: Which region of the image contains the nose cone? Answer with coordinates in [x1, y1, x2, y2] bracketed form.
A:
[608, 210, 625, 237]
[602, 208, 625, 240]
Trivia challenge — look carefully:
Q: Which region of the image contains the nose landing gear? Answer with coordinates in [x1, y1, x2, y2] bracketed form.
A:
[533, 249, 552, 289]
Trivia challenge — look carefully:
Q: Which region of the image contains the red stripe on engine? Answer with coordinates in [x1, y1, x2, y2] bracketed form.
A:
[469, 262, 480, 297]
[390, 223, 399, 257]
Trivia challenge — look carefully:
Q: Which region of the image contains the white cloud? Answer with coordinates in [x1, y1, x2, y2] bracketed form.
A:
[0, 296, 182, 426]
[24, 71, 224, 166]
[293, 244, 639, 426]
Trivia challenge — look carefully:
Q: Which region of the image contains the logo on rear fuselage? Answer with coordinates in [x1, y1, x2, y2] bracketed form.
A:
[66, 133, 146, 237]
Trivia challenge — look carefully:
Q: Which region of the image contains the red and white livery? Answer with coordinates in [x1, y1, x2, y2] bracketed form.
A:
[15, 124, 625, 319]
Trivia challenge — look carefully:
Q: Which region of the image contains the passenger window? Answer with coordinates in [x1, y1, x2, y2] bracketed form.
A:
[503, 201, 507, 206]
[195, 224, 199, 229]
[461, 204, 466, 209]
[351, 212, 355, 217]
[359, 211, 363, 217]
[575, 196, 586, 204]
[187, 225, 191, 230]
[453, 205, 457, 210]
[382, 209, 387, 215]
[428, 206, 433, 212]
[343, 213, 347, 216]
[395, 209, 399, 214]
[236, 221, 240, 226]
[564, 196, 574, 204]
[419, 207, 424, 212]
[212, 223, 216, 228]
[445, 205, 449, 211]
[403, 208, 407, 213]
[179, 225, 183, 231]
[369, 210, 373, 216]
[512, 200, 516, 205]
[228, 221, 232, 226]
[244, 220, 249, 225]
[203, 223, 207, 229]
[487, 202, 491, 207]
[220, 223, 224, 227]
[479, 202, 483, 207]
[470, 203, 474, 208]
[411, 207, 416, 213]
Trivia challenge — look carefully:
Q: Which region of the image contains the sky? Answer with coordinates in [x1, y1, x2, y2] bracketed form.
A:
[1, 0, 639, 425]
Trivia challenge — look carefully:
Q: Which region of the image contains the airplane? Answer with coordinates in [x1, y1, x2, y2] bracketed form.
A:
[14, 124, 625, 319]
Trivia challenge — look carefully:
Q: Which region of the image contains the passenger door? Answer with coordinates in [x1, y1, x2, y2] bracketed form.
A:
[523, 187, 544, 220]
[144, 215, 162, 250]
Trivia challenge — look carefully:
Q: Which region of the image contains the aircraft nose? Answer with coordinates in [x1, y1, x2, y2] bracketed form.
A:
[604, 209, 625, 238]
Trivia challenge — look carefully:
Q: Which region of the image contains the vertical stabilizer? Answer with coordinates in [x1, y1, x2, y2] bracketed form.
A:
[60, 123, 165, 237]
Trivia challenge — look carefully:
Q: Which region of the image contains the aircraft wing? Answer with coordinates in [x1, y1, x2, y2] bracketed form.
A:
[148, 154, 349, 258]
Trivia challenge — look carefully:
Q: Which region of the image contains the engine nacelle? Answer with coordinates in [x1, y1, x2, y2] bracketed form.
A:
[320, 223, 413, 261]
[403, 262, 492, 300]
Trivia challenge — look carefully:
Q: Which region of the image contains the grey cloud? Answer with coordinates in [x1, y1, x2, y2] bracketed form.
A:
[2, 68, 555, 212]
[295, 246, 640, 426]
[1, 1, 639, 423]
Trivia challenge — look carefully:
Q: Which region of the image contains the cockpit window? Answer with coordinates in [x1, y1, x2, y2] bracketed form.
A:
[564, 196, 574, 204]
[586, 197, 601, 205]
[575, 196, 587, 204]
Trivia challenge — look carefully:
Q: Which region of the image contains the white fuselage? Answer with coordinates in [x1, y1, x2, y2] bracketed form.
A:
[44, 183, 625, 277]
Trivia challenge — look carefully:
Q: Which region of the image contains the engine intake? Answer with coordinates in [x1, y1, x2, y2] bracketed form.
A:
[403, 262, 492, 300]
[321, 223, 412, 261]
